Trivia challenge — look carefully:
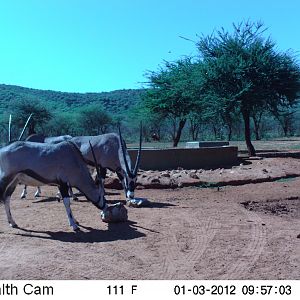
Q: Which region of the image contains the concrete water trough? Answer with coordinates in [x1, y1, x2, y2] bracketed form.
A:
[185, 141, 229, 148]
[128, 146, 238, 171]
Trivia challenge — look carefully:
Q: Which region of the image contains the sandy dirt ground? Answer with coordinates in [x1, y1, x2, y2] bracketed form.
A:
[0, 157, 299, 280]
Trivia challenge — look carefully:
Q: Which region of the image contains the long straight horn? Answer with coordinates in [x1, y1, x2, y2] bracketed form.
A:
[89, 141, 101, 180]
[133, 122, 142, 176]
[18, 113, 33, 141]
[118, 126, 132, 177]
[8, 114, 12, 142]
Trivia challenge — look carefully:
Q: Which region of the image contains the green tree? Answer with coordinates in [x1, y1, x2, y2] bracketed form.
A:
[197, 21, 300, 155]
[45, 112, 78, 136]
[143, 58, 201, 147]
[127, 104, 166, 142]
[77, 104, 113, 135]
[0, 113, 10, 144]
[272, 107, 295, 137]
[10, 99, 52, 137]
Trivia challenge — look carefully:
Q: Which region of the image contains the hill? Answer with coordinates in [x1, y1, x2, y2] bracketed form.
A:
[0, 84, 145, 114]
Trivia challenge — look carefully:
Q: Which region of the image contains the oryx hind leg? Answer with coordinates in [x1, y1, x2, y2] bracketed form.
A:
[69, 186, 78, 201]
[4, 195, 18, 228]
[56, 189, 61, 202]
[34, 186, 42, 197]
[20, 185, 27, 199]
[3, 182, 18, 228]
[59, 183, 79, 231]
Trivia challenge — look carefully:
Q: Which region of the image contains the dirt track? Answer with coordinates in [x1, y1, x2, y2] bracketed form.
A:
[0, 157, 299, 280]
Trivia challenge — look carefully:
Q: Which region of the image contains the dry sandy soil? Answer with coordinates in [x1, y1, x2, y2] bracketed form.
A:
[0, 157, 299, 280]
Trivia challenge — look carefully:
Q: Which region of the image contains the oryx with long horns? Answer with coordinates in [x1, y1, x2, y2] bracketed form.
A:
[70, 126, 142, 201]
[0, 140, 108, 231]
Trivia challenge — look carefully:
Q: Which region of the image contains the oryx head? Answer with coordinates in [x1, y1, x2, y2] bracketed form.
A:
[89, 141, 107, 210]
[119, 125, 142, 200]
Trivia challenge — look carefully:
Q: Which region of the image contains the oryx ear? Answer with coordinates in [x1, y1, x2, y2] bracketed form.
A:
[89, 140, 101, 180]
[18, 113, 33, 141]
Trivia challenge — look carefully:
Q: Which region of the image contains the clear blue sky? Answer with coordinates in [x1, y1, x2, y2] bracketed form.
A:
[0, 0, 299, 93]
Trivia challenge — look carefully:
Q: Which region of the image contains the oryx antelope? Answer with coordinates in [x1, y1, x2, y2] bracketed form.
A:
[0, 140, 107, 231]
[70, 127, 142, 201]
[20, 134, 72, 198]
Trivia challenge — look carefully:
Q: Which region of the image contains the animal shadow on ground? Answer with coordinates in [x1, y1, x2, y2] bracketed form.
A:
[73, 191, 121, 197]
[33, 197, 59, 203]
[106, 199, 127, 205]
[106, 198, 177, 208]
[13, 221, 145, 243]
[147, 202, 176, 208]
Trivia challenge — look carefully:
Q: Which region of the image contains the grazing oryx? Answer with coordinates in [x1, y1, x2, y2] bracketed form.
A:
[0, 140, 107, 231]
[20, 134, 72, 198]
[70, 127, 142, 201]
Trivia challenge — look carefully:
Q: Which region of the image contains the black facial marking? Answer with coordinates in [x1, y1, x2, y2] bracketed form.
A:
[129, 180, 135, 192]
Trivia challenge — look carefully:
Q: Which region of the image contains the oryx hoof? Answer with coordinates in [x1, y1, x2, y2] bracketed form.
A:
[34, 194, 41, 198]
[20, 195, 26, 199]
[9, 223, 19, 229]
[74, 227, 81, 232]
[72, 197, 79, 202]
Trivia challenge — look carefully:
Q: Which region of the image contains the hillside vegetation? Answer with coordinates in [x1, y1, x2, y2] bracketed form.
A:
[0, 84, 144, 114]
[0, 84, 146, 143]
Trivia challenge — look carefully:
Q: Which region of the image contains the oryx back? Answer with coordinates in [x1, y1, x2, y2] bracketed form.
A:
[71, 133, 130, 172]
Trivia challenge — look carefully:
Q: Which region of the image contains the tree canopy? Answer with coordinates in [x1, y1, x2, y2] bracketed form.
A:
[143, 58, 202, 146]
[196, 21, 300, 155]
[76, 104, 113, 135]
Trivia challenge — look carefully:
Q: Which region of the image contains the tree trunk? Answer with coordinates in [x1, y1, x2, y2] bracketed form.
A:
[173, 119, 186, 147]
[252, 113, 263, 141]
[190, 123, 198, 141]
[28, 122, 35, 135]
[242, 110, 256, 156]
[227, 124, 232, 141]
[189, 118, 201, 141]
[194, 126, 200, 141]
[212, 125, 218, 139]
[253, 119, 261, 140]
[283, 123, 288, 137]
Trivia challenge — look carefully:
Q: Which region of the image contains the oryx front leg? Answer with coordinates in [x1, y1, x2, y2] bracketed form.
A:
[4, 196, 18, 228]
[62, 197, 79, 231]
[59, 183, 79, 231]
